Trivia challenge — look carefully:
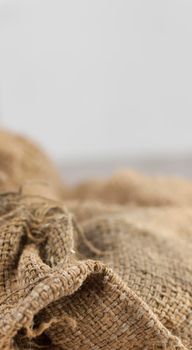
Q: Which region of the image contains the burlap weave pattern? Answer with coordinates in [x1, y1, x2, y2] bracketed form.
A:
[0, 130, 191, 349]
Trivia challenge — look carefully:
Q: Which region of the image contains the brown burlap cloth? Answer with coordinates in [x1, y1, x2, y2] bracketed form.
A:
[0, 130, 191, 350]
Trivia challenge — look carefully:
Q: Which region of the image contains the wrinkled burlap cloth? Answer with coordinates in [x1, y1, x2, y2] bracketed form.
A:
[0, 130, 191, 350]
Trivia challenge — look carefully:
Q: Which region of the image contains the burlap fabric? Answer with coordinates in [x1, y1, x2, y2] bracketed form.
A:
[0, 130, 191, 350]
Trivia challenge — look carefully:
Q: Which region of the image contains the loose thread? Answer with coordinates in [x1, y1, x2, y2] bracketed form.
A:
[72, 217, 107, 256]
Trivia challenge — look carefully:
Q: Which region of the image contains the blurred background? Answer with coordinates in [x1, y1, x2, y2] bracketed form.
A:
[0, 0, 192, 182]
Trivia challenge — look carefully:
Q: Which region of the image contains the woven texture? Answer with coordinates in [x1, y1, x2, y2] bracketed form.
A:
[0, 130, 191, 350]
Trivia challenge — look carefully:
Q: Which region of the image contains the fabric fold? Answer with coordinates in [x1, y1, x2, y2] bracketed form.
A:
[0, 129, 191, 349]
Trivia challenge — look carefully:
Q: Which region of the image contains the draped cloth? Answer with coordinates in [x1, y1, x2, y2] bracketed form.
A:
[0, 130, 191, 350]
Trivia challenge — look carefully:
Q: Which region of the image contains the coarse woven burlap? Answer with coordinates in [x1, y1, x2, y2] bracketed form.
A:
[0, 130, 191, 350]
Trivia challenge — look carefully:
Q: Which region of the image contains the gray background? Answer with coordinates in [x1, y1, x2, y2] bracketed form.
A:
[0, 0, 192, 179]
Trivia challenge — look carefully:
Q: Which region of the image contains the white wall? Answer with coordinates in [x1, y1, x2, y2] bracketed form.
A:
[0, 0, 192, 160]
